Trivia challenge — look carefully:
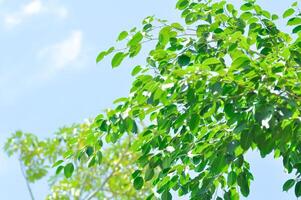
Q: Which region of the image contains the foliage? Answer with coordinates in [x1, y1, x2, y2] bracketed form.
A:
[4, 121, 151, 200]
[5, 0, 301, 199]
[93, 0, 301, 199]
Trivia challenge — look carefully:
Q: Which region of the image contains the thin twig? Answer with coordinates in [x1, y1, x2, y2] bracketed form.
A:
[19, 157, 35, 200]
[83, 141, 130, 200]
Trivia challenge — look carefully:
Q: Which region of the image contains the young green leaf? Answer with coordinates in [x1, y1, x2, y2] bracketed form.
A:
[128, 32, 143, 47]
[96, 51, 107, 63]
[283, 8, 295, 18]
[283, 179, 295, 192]
[131, 65, 142, 76]
[64, 163, 74, 178]
[202, 57, 220, 65]
[231, 57, 250, 69]
[287, 17, 301, 26]
[176, 0, 189, 10]
[111, 52, 126, 68]
[117, 31, 128, 41]
[55, 165, 64, 175]
[133, 176, 144, 190]
[52, 160, 64, 168]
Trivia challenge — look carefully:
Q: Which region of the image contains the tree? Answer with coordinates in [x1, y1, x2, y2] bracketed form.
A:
[6, 0, 301, 199]
[4, 121, 152, 200]
[91, 0, 301, 199]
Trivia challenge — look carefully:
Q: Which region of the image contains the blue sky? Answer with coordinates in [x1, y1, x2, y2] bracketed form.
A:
[0, 0, 297, 199]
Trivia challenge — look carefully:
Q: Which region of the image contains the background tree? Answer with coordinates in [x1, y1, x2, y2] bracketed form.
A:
[4, 121, 151, 200]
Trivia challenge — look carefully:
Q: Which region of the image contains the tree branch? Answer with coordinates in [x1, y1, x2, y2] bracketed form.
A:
[18, 157, 35, 200]
[83, 141, 130, 200]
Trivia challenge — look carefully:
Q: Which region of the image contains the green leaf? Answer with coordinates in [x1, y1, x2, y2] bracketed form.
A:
[96, 47, 115, 63]
[227, 171, 237, 186]
[203, 102, 216, 119]
[117, 31, 128, 41]
[176, 0, 189, 10]
[113, 97, 128, 104]
[231, 57, 250, 69]
[88, 156, 96, 167]
[254, 104, 274, 128]
[97, 151, 103, 164]
[295, 181, 301, 197]
[283, 179, 295, 192]
[224, 189, 239, 200]
[293, 25, 301, 33]
[240, 131, 253, 150]
[211, 156, 227, 175]
[188, 113, 200, 132]
[133, 176, 144, 190]
[52, 160, 64, 168]
[261, 10, 271, 19]
[145, 167, 154, 181]
[202, 57, 220, 65]
[272, 14, 279, 20]
[158, 27, 171, 48]
[86, 146, 94, 157]
[226, 4, 234, 13]
[143, 24, 152, 31]
[64, 163, 74, 178]
[151, 49, 167, 60]
[131, 65, 142, 76]
[171, 23, 184, 31]
[129, 43, 142, 57]
[240, 12, 252, 21]
[240, 3, 253, 11]
[287, 17, 301, 26]
[132, 170, 141, 179]
[283, 8, 295, 18]
[111, 52, 126, 68]
[128, 32, 143, 47]
[55, 166, 64, 175]
[96, 51, 107, 63]
[161, 190, 172, 200]
[238, 172, 250, 197]
[178, 55, 190, 66]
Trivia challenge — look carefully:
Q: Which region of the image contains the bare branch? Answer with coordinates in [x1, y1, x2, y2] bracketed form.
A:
[19, 157, 35, 200]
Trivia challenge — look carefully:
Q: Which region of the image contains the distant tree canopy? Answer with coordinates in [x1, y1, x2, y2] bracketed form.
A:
[5, 122, 151, 200]
[5, 0, 301, 199]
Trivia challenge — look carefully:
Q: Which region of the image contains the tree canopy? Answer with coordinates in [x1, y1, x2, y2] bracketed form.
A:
[5, 122, 151, 200]
[5, 0, 301, 199]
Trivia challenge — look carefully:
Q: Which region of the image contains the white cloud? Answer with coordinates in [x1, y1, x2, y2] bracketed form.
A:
[23, 0, 42, 15]
[53, 6, 68, 19]
[0, 30, 84, 104]
[4, 15, 21, 27]
[39, 30, 83, 72]
[3, 0, 68, 28]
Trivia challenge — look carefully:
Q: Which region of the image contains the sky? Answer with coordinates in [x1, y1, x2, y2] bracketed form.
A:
[0, 0, 298, 199]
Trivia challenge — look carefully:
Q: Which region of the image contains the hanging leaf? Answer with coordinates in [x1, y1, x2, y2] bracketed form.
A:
[283, 179, 295, 192]
[64, 163, 74, 178]
[111, 52, 126, 68]
[133, 176, 144, 190]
